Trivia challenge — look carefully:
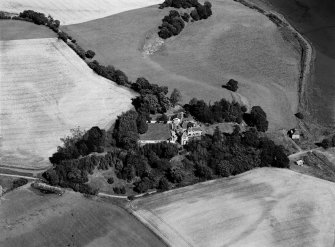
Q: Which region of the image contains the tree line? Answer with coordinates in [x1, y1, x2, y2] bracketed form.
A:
[158, 1, 213, 39]
[185, 126, 289, 180]
[184, 98, 269, 132]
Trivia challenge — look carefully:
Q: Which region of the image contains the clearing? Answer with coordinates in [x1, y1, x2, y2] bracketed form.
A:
[0, 187, 166, 247]
[0, 38, 134, 169]
[131, 168, 335, 247]
[63, 0, 301, 130]
[0, 0, 162, 25]
[0, 20, 56, 40]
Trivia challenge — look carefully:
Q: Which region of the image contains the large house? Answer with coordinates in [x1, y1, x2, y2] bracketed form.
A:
[139, 123, 176, 145]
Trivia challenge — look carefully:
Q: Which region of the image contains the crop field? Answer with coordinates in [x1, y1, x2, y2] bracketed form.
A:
[131, 168, 335, 247]
[63, 0, 301, 130]
[0, 0, 162, 25]
[0, 20, 55, 41]
[0, 38, 134, 169]
[0, 188, 166, 247]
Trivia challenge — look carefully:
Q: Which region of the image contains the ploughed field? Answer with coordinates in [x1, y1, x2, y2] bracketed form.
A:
[0, 37, 134, 169]
[131, 168, 335, 247]
[0, 187, 166, 247]
[63, 0, 301, 130]
[0, 0, 162, 25]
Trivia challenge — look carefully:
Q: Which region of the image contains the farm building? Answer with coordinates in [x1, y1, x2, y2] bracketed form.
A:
[139, 123, 175, 145]
[288, 128, 301, 140]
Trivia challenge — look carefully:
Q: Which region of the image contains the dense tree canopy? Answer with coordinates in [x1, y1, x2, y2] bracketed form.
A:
[184, 98, 244, 124]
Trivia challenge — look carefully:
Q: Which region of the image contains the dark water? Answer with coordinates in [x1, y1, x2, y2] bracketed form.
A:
[256, 0, 335, 126]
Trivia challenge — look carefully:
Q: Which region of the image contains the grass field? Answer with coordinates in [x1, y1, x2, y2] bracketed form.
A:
[0, 0, 161, 25]
[0, 20, 55, 40]
[63, 0, 301, 130]
[0, 37, 134, 169]
[251, 0, 335, 126]
[131, 168, 335, 247]
[0, 188, 166, 247]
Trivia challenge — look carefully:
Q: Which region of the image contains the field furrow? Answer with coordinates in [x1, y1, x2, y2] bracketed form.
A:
[0, 0, 162, 25]
[0, 38, 135, 169]
[132, 168, 335, 247]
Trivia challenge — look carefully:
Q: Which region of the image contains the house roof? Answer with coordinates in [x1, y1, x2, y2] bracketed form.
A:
[140, 123, 171, 141]
[189, 127, 202, 132]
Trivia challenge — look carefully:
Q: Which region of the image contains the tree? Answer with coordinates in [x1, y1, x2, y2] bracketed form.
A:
[137, 114, 148, 134]
[181, 13, 190, 22]
[170, 88, 182, 107]
[167, 167, 184, 183]
[43, 169, 60, 185]
[158, 177, 170, 191]
[157, 114, 169, 123]
[272, 146, 289, 168]
[190, 9, 200, 21]
[250, 106, 268, 132]
[215, 160, 234, 177]
[143, 94, 160, 114]
[85, 50, 96, 59]
[85, 126, 105, 152]
[224, 79, 238, 92]
[294, 112, 304, 119]
[242, 128, 259, 147]
[320, 138, 332, 149]
[54, 20, 60, 28]
[194, 163, 213, 180]
[58, 32, 68, 42]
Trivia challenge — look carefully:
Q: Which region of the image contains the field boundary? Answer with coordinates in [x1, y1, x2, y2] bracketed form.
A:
[129, 208, 193, 247]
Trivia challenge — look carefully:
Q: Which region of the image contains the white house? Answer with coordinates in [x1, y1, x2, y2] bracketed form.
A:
[187, 127, 202, 138]
[296, 160, 304, 166]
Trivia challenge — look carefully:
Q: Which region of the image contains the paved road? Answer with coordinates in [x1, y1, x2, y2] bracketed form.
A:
[288, 148, 322, 160]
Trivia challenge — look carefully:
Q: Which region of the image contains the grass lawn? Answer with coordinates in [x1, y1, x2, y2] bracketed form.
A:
[63, 0, 301, 130]
[0, 20, 55, 40]
[131, 167, 335, 247]
[0, 188, 166, 247]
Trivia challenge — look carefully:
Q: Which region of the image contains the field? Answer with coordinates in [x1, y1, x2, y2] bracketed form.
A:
[63, 0, 301, 130]
[0, 20, 55, 40]
[0, 37, 134, 169]
[0, 187, 166, 247]
[131, 168, 335, 247]
[0, 0, 162, 25]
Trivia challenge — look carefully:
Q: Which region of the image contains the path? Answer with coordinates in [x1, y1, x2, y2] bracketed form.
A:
[0, 173, 37, 180]
[288, 148, 322, 160]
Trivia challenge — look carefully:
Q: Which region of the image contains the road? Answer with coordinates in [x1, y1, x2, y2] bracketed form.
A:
[288, 148, 321, 160]
[0, 173, 38, 180]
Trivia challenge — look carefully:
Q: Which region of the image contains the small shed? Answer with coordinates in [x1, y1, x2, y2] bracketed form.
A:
[288, 128, 300, 140]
